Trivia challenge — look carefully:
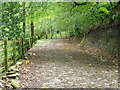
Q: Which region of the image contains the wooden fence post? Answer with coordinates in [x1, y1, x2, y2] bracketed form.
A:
[34, 35, 36, 43]
[27, 39, 29, 51]
[4, 37, 8, 71]
[18, 39, 22, 59]
[30, 37, 33, 47]
[28, 38, 31, 49]
[13, 38, 16, 64]
[33, 36, 35, 43]
[24, 39, 27, 53]
[21, 37, 24, 58]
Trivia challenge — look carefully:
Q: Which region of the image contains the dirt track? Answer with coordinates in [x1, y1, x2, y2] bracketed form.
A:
[20, 39, 118, 88]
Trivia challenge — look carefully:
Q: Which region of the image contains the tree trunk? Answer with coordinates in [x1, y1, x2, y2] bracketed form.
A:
[31, 20, 34, 45]
[23, 2, 26, 38]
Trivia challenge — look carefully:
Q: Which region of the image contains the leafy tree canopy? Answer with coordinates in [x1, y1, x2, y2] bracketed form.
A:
[0, 2, 120, 39]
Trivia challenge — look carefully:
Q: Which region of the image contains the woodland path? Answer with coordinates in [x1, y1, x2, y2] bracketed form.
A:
[20, 39, 118, 88]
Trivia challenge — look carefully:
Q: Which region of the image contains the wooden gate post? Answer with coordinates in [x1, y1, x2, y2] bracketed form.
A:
[13, 38, 16, 64]
[21, 37, 24, 58]
[4, 37, 8, 71]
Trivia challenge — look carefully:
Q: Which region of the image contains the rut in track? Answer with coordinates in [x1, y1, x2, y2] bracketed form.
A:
[20, 39, 118, 88]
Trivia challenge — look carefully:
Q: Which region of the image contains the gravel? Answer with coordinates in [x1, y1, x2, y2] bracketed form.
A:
[20, 39, 118, 88]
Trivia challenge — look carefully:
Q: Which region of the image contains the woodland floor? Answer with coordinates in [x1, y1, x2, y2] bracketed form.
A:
[20, 39, 118, 88]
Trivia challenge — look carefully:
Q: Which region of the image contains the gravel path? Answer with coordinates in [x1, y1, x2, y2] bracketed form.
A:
[20, 39, 118, 88]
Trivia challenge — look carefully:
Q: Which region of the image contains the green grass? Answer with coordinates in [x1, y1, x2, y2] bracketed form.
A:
[34, 39, 47, 46]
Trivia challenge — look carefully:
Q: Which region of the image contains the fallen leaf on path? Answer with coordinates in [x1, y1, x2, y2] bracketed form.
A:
[89, 64, 92, 66]
[25, 60, 30, 65]
[65, 48, 69, 50]
[32, 53, 36, 56]
[41, 86, 47, 88]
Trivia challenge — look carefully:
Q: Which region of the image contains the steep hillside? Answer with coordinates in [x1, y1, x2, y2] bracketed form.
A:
[81, 20, 120, 61]
[77, 3, 120, 63]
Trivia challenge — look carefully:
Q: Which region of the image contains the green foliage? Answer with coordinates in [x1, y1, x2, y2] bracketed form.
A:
[113, 11, 120, 21]
[1, 2, 23, 39]
[1, 2, 119, 39]
[31, 2, 118, 38]
[99, 7, 109, 14]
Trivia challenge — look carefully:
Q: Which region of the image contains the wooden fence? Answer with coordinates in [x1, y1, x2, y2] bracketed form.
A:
[0, 36, 38, 76]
